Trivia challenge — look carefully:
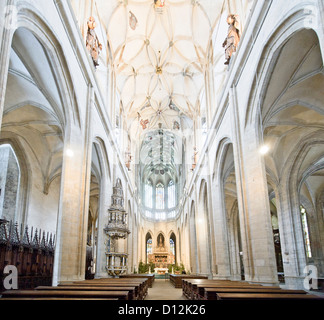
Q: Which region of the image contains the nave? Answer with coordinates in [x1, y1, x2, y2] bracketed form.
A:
[1, 0, 324, 298]
[146, 279, 185, 300]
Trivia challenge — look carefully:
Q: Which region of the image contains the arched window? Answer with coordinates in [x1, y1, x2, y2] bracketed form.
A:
[145, 181, 153, 208]
[0, 144, 20, 222]
[168, 180, 176, 208]
[147, 238, 152, 255]
[156, 183, 164, 209]
[170, 238, 175, 256]
[146, 233, 153, 263]
[170, 232, 176, 264]
[300, 205, 312, 258]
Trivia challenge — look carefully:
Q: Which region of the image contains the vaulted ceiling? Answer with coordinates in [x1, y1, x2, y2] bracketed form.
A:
[70, 0, 253, 218]
[2, 29, 64, 195]
[262, 29, 324, 208]
[73, 0, 254, 139]
[106, 0, 226, 136]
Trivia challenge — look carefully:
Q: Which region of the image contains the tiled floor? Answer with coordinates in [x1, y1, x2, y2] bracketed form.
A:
[145, 279, 187, 300]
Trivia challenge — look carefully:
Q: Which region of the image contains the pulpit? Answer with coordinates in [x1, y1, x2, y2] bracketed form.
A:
[104, 179, 130, 277]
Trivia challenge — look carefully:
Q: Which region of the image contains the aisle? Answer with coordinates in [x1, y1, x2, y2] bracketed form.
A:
[145, 279, 187, 300]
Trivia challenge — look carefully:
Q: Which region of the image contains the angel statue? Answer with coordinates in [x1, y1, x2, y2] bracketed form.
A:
[222, 14, 240, 65]
[86, 16, 103, 68]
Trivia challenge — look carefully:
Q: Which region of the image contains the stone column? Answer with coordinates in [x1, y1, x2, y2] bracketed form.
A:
[189, 199, 198, 274]
[276, 183, 308, 289]
[95, 175, 111, 278]
[127, 202, 133, 273]
[204, 66, 215, 128]
[0, 0, 16, 129]
[52, 124, 90, 285]
[52, 81, 93, 284]
[231, 87, 278, 285]
[212, 166, 232, 279]
[238, 124, 278, 284]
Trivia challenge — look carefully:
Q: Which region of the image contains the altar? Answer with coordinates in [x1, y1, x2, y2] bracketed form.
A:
[154, 267, 169, 275]
[147, 233, 175, 269]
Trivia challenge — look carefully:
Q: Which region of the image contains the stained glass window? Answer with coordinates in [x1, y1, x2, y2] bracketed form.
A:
[168, 180, 176, 208]
[145, 181, 153, 208]
[170, 238, 175, 256]
[147, 238, 152, 255]
[156, 183, 164, 209]
[300, 205, 312, 258]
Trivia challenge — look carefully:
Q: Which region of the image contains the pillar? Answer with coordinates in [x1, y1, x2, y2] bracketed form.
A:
[0, 0, 16, 129]
[52, 124, 90, 284]
[230, 86, 278, 285]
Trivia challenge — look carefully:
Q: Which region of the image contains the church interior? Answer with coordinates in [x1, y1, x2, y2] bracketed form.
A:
[0, 0, 324, 302]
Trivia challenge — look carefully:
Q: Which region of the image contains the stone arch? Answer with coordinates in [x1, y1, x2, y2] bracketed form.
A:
[245, 6, 320, 132]
[89, 137, 114, 278]
[0, 138, 31, 225]
[285, 138, 324, 278]
[215, 138, 249, 280]
[255, 23, 324, 287]
[14, 5, 82, 128]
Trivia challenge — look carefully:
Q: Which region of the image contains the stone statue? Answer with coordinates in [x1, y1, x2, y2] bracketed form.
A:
[157, 234, 164, 249]
[192, 147, 198, 171]
[154, 0, 165, 13]
[222, 14, 240, 65]
[154, 0, 165, 8]
[86, 16, 103, 68]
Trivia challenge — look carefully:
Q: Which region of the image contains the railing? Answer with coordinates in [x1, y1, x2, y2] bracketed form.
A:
[0, 220, 55, 291]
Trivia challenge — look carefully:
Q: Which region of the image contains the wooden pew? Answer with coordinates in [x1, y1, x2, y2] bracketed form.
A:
[73, 278, 149, 299]
[216, 292, 323, 301]
[182, 279, 223, 299]
[192, 282, 273, 300]
[182, 279, 245, 293]
[58, 283, 141, 300]
[183, 279, 279, 300]
[1, 289, 129, 300]
[170, 275, 208, 288]
[35, 285, 137, 300]
[183, 279, 260, 299]
[67, 278, 148, 299]
[119, 274, 155, 288]
[181, 278, 324, 301]
[203, 287, 307, 300]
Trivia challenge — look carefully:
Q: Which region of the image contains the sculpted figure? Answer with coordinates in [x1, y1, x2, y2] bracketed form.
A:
[86, 16, 103, 68]
[222, 14, 240, 65]
[191, 147, 198, 170]
[154, 0, 165, 8]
